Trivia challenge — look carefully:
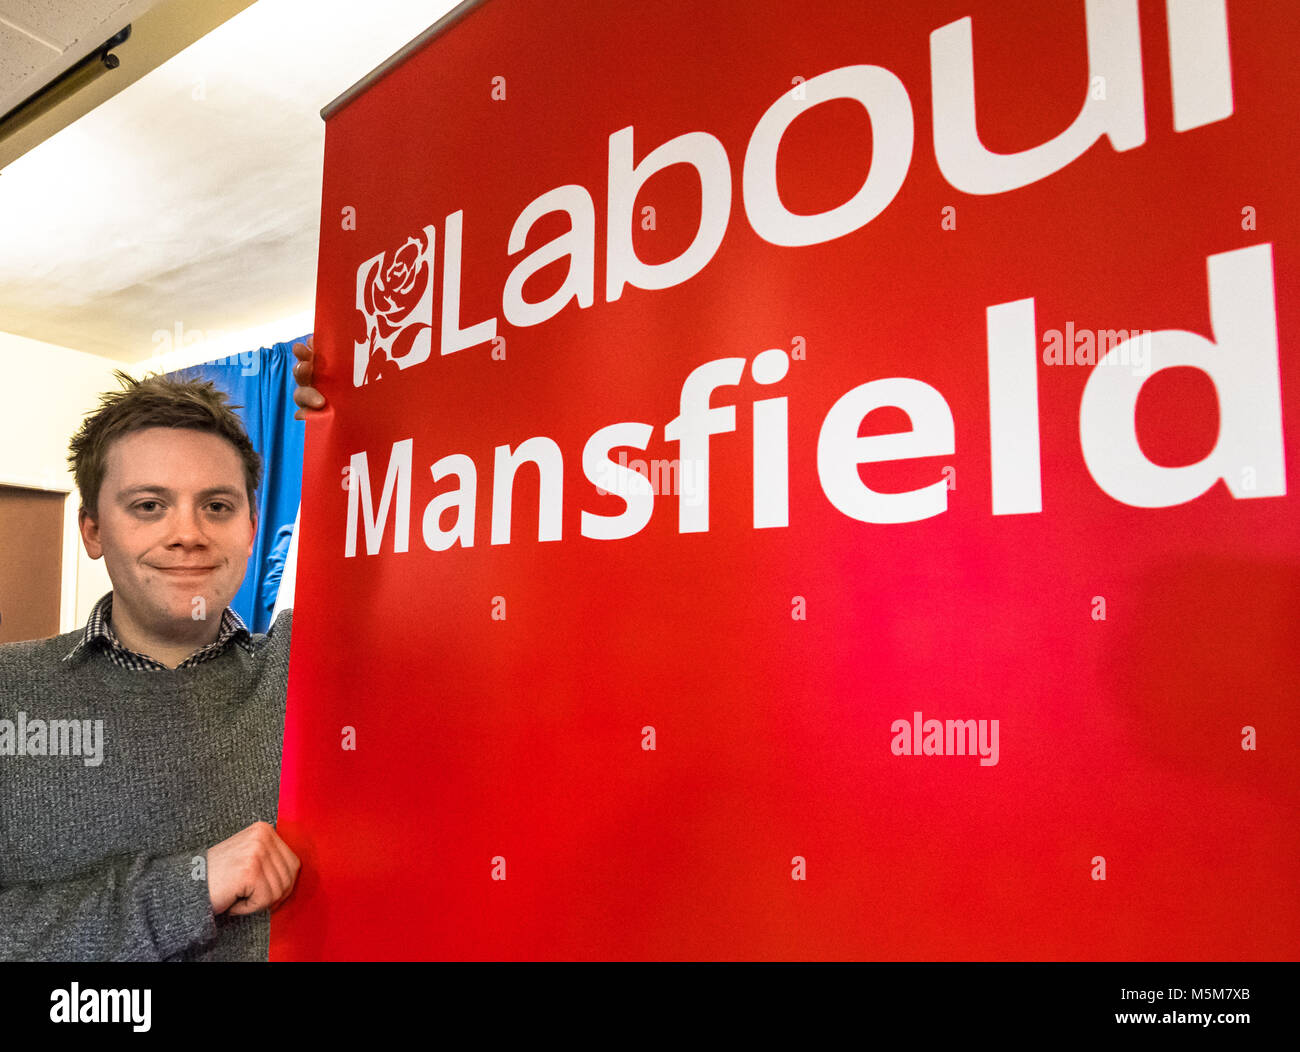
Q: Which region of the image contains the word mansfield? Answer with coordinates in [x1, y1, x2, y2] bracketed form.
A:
[0, 711, 104, 767]
[343, 243, 1284, 555]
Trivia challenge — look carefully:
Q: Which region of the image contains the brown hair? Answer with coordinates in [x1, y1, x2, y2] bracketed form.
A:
[68, 369, 262, 520]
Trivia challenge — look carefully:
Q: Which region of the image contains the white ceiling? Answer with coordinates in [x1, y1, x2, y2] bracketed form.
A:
[0, 0, 156, 119]
[0, 0, 462, 362]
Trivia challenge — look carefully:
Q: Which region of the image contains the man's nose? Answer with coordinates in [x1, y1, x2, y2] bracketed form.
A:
[167, 505, 210, 545]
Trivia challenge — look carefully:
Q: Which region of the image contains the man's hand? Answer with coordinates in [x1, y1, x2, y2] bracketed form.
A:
[206, 821, 301, 916]
[292, 334, 326, 420]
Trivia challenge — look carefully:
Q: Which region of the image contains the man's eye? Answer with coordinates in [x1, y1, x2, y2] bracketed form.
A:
[135, 501, 161, 513]
[209, 502, 233, 513]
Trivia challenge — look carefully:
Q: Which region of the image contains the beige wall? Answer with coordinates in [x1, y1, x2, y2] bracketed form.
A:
[0, 331, 121, 631]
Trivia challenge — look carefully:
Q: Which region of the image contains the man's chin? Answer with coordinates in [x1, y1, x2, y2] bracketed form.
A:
[148, 592, 231, 630]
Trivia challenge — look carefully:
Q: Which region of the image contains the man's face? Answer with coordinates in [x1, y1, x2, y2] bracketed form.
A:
[79, 427, 255, 637]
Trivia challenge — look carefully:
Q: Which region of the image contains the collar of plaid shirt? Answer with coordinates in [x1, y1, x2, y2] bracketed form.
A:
[62, 591, 253, 671]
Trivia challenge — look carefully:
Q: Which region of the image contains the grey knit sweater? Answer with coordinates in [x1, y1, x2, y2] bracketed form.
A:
[0, 608, 292, 961]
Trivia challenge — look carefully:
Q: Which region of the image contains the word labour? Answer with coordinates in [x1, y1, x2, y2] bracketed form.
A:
[354, 0, 1234, 376]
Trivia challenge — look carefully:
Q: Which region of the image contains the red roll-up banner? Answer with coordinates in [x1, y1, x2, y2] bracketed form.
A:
[275, 0, 1300, 959]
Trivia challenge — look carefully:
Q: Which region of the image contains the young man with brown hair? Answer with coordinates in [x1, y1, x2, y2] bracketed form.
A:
[0, 370, 301, 961]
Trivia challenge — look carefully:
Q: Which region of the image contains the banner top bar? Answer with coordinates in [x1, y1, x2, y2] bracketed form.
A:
[320, 0, 489, 121]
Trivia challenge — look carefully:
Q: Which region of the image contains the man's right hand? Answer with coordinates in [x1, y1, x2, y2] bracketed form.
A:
[292, 334, 326, 420]
[206, 821, 301, 916]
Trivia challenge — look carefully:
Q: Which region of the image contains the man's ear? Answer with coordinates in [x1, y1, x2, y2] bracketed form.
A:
[247, 507, 258, 557]
[78, 506, 104, 560]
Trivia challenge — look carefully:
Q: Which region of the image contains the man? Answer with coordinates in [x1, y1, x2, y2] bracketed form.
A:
[0, 369, 302, 961]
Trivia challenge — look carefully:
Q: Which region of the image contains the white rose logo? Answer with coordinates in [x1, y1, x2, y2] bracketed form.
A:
[352, 224, 437, 386]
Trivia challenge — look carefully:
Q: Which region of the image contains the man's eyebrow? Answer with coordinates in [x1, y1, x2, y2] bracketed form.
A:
[117, 485, 245, 500]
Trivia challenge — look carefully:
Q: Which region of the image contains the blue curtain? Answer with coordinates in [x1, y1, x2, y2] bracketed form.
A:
[170, 336, 307, 633]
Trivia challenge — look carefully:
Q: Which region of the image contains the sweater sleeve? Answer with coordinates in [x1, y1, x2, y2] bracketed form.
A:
[0, 848, 218, 962]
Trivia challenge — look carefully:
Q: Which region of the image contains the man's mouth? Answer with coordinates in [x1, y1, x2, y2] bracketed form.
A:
[154, 566, 216, 577]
